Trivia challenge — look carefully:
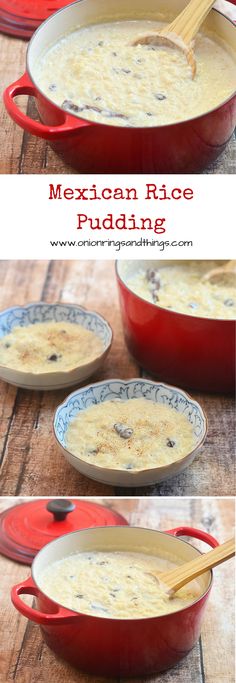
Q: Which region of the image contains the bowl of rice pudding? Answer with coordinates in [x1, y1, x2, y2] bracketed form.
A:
[4, 0, 236, 173]
[54, 378, 207, 486]
[0, 302, 112, 390]
[116, 260, 236, 393]
[11, 524, 218, 676]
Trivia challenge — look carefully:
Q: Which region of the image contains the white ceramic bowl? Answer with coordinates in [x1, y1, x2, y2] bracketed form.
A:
[0, 302, 112, 390]
[54, 378, 207, 487]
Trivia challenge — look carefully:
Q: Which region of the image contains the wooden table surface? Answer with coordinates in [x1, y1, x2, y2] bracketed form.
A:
[0, 496, 234, 683]
[0, 260, 234, 498]
[0, 33, 235, 174]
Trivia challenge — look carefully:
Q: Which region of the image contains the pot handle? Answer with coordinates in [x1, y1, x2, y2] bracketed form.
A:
[11, 576, 76, 625]
[166, 526, 219, 549]
[3, 73, 90, 140]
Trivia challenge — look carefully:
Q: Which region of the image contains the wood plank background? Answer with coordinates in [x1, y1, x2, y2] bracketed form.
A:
[0, 260, 234, 498]
[0, 33, 235, 174]
[0, 496, 234, 683]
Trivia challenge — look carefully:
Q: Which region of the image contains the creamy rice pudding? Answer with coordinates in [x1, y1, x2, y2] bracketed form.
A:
[39, 550, 200, 618]
[65, 397, 196, 470]
[128, 261, 236, 318]
[35, 19, 236, 128]
[0, 321, 103, 373]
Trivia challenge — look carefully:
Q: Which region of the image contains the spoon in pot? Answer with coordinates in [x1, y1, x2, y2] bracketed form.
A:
[202, 260, 236, 287]
[149, 538, 235, 595]
[133, 0, 215, 78]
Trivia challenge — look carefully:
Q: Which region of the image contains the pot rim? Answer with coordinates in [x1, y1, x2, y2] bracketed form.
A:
[0, 300, 113, 378]
[115, 260, 236, 324]
[53, 377, 208, 476]
[25, 0, 236, 131]
[31, 524, 213, 621]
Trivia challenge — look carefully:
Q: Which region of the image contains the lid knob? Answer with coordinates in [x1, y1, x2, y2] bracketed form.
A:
[46, 499, 75, 522]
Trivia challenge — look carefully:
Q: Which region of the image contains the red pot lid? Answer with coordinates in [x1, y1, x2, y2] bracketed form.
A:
[0, 1, 73, 39]
[0, 499, 128, 565]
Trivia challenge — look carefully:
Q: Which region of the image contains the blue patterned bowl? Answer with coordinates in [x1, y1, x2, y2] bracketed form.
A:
[0, 302, 112, 390]
[54, 378, 207, 487]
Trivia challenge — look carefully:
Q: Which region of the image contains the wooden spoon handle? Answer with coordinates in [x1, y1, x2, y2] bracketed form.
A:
[162, 0, 215, 44]
[202, 259, 236, 282]
[225, 260, 236, 273]
[161, 538, 235, 593]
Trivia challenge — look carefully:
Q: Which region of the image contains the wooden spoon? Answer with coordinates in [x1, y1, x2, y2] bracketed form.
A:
[133, 0, 215, 78]
[150, 538, 235, 595]
[202, 260, 236, 287]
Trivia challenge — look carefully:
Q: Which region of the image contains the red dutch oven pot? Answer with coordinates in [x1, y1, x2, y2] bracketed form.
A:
[11, 525, 218, 677]
[116, 260, 235, 393]
[3, 0, 236, 173]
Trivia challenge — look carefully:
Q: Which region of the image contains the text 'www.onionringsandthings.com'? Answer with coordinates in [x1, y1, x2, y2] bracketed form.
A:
[49, 238, 193, 253]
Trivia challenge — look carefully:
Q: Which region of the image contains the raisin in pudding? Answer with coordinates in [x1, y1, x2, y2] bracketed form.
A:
[38, 550, 200, 618]
[35, 19, 236, 128]
[0, 321, 103, 373]
[65, 397, 196, 471]
[128, 261, 236, 319]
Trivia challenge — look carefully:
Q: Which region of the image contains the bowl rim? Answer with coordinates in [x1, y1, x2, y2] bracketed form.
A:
[53, 377, 208, 476]
[25, 0, 236, 131]
[0, 300, 113, 379]
[115, 259, 236, 323]
[32, 524, 213, 621]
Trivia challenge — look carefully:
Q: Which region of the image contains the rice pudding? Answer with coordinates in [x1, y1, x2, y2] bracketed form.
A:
[35, 19, 236, 127]
[38, 549, 200, 618]
[65, 397, 196, 471]
[128, 261, 236, 319]
[0, 321, 104, 373]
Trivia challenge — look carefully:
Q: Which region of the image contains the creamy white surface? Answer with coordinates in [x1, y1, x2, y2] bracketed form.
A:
[65, 397, 196, 470]
[35, 19, 236, 127]
[0, 321, 103, 373]
[39, 550, 200, 618]
[128, 261, 236, 318]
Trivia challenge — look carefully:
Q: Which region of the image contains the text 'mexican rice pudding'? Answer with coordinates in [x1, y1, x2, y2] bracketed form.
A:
[65, 397, 196, 471]
[0, 321, 103, 373]
[35, 19, 236, 128]
[38, 550, 200, 619]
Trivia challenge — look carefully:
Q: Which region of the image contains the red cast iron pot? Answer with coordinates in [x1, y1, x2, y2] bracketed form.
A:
[116, 260, 235, 393]
[3, 0, 236, 173]
[11, 524, 218, 677]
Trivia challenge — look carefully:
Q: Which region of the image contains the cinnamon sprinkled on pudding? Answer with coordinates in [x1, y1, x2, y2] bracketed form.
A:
[0, 321, 103, 373]
[65, 397, 196, 470]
